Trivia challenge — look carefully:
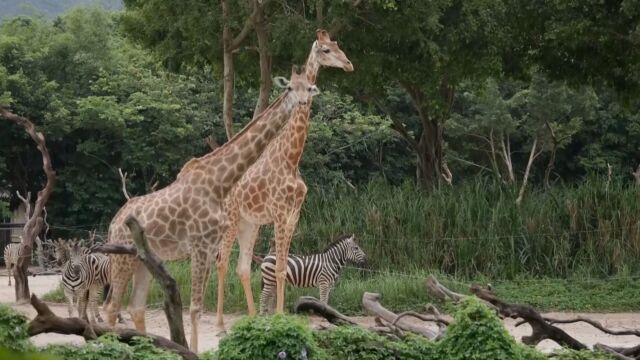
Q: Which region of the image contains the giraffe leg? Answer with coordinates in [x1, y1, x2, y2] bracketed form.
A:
[216, 200, 240, 332]
[129, 264, 153, 332]
[235, 219, 260, 316]
[189, 244, 215, 352]
[273, 219, 297, 314]
[106, 254, 136, 327]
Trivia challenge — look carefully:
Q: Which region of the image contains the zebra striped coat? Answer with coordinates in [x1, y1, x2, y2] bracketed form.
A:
[56, 240, 110, 322]
[259, 234, 367, 314]
[4, 243, 21, 286]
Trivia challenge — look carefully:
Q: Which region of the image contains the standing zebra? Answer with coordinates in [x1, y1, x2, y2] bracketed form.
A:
[4, 242, 22, 286]
[259, 234, 367, 314]
[55, 240, 110, 322]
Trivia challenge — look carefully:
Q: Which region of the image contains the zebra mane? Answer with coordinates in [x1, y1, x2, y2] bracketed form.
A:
[321, 234, 354, 253]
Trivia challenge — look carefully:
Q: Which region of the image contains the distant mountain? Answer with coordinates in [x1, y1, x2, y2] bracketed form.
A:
[0, 0, 123, 20]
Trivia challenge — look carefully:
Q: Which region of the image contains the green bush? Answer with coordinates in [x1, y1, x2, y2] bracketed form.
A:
[44, 333, 182, 360]
[316, 326, 436, 360]
[214, 314, 326, 360]
[436, 298, 545, 360]
[0, 304, 36, 354]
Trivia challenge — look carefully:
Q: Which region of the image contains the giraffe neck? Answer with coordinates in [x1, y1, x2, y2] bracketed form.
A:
[304, 48, 320, 84]
[274, 105, 311, 169]
[178, 95, 292, 200]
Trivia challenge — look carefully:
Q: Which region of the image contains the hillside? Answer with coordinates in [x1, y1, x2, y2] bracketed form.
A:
[0, 0, 122, 20]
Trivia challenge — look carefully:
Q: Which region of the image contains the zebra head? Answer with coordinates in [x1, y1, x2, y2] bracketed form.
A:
[52, 239, 69, 266]
[342, 235, 367, 266]
[66, 241, 86, 275]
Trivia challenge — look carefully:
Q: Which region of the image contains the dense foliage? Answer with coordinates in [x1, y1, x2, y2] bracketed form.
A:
[214, 314, 325, 360]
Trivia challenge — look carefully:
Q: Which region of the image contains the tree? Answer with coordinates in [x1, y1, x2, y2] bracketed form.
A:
[320, 0, 507, 187]
[122, 0, 275, 140]
[0, 8, 215, 234]
[506, 0, 640, 95]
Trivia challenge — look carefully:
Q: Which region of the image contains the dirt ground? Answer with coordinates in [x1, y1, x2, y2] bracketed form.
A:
[1, 274, 639, 353]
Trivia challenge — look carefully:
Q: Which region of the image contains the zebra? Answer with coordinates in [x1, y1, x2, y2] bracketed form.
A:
[55, 240, 110, 322]
[4, 242, 21, 286]
[259, 234, 367, 314]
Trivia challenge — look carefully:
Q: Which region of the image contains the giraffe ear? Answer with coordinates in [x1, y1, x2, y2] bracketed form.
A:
[309, 85, 320, 96]
[316, 29, 331, 42]
[273, 77, 290, 89]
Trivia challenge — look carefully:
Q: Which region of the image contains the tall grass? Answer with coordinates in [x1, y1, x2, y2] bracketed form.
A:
[289, 177, 640, 279]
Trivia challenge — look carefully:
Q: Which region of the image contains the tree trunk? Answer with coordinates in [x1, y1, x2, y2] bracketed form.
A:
[516, 137, 539, 206]
[252, 2, 272, 118]
[221, 0, 236, 141]
[1, 108, 56, 303]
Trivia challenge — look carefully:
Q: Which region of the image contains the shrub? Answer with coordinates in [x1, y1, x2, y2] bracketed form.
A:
[316, 326, 436, 360]
[214, 314, 326, 360]
[436, 297, 545, 360]
[0, 304, 36, 353]
[44, 333, 182, 360]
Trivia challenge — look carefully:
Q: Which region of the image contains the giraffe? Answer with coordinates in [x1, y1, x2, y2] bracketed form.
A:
[104, 66, 319, 352]
[215, 29, 353, 330]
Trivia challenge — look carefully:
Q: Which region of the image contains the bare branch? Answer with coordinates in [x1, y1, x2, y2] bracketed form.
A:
[545, 316, 640, 337]
[362, 292, 438, 339]
[118, 168, 131, 200]
[27, 294, 198, 360]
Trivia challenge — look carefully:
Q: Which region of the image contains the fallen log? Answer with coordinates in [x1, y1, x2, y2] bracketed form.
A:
[26, 294, 198, 360]
[470, 285, 587, 350]
[294, 296, 357, 326]
[362, 292, 438, 340]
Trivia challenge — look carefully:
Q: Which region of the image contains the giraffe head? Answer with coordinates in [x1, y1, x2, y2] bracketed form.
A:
[313, 29, 354, 72]
[273, 65, 320, 110]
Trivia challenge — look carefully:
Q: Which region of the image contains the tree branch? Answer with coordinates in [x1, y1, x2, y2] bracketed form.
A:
[118, 168, 131, 200]
[125, 215, 187, 348]
[27, 294, 198, 360]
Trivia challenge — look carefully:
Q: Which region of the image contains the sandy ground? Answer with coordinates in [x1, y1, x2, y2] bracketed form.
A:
[1, 274, 639, 353]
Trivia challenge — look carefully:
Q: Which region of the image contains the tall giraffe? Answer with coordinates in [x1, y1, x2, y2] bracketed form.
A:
[215, 30, 353, 330]
[105, 66, 319, 351]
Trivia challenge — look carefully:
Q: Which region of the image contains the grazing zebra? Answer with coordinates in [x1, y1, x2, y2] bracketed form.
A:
[259, 234, 367, 314]
[55, 240, 110, 322]
[4, 242, 21, 286]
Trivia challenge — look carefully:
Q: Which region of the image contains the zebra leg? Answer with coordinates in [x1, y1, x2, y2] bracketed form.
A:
[92, 285, 104, 323]
[259, 283, 275, 315]
[319, 281, 333, 304]
[129, 264, 153, 332]
[77, 288, 90, 321]
[235, 218, 260, 316]
[64, 287, 74, 317]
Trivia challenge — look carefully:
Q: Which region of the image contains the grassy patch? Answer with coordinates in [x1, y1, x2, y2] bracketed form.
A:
[42, 262, 640, 314]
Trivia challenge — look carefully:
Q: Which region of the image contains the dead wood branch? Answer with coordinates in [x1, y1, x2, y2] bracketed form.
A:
[124, 215, 188, 348]
[470, 285, 586, 350]
[594, 343, 640, 359]
[545, 316, 640, 337]
[425, 275, 465, 302]
[91, 243, 137, 255]
[294, 296, 357, 325]
[632, 164, 640, 185]
[118, 168, 131, 200]
[1, 107, 56, 302]
[26, 294, 197, 360]
[392, 311, 449, 327]
[362, 292, 438, 339]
